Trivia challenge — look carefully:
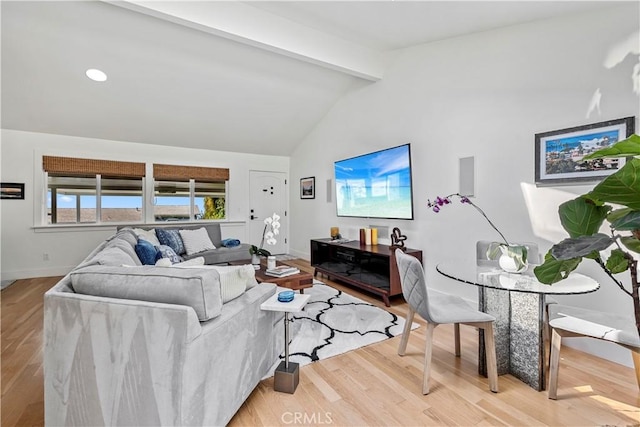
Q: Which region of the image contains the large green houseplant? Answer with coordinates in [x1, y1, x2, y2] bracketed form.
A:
[533, 133, 640, 337]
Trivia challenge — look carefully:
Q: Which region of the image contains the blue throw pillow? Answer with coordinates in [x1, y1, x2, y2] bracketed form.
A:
[156, 228, 186, 255]
[156, 244, 182, 264]
[221, 238, 241, 248]
[135, 239, 160, 265]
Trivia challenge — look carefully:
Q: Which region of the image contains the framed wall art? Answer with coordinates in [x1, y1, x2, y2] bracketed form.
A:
[534, 116, 635, 185]
[300, 176, 315, 199]
[1, 182, 25, 200]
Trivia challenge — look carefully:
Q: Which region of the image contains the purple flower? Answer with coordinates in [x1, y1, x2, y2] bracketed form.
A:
[426, 192, 509, 245]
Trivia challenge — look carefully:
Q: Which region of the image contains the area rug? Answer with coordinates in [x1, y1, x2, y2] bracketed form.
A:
[273, 281, 418, 369]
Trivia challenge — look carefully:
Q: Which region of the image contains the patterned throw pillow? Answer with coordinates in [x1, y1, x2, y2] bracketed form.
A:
[135, 239, 160, 265]
[155, 228, 186, 255]
[179, 227, 216, 256]
[156, 244, 182, 264]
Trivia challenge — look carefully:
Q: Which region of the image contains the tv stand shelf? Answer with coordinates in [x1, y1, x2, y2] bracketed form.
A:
[310, 238, 423, 306]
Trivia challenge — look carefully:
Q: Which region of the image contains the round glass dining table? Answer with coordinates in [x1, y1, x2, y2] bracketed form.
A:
[436, 260, 599, 391]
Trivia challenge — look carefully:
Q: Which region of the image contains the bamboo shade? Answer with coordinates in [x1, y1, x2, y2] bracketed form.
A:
[153, 164, 229, 182]
[43, 156, 145, 178]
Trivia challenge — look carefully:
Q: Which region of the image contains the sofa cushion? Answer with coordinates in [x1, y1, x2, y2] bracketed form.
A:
[156, 228, 186, 255]
[156, 257, 206, 268]
[177, 264, 257, 302]
[91, 246, 139, 267]
[135, 239, 160, 265]
[111, 228, 139, 247]
[70, 265, 223, 321]
[105, 237, 142, 266]
[179, 227, 216, 256]
[156, 244, 182, 263]
[133, 228, 161, 247]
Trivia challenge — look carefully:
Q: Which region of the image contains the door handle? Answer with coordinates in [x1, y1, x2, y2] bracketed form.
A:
[251, 215, 259, 220]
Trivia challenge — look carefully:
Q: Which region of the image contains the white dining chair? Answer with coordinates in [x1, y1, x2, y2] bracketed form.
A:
[547, 304, 640, 399]
[395, 249, 499, 394]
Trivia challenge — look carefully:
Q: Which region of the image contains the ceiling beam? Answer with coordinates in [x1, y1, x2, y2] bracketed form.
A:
[107, 1, 384, 81]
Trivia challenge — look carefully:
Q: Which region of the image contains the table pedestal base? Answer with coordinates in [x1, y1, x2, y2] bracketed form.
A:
[274, 361, 299, 394]
[479, 288, 545, 391]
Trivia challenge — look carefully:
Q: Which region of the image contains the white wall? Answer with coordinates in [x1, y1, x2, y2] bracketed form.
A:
[289, 4, 640, 366]
[0, 129, 289, 280]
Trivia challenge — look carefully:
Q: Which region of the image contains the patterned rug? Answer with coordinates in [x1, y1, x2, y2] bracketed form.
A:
[271, 281, 418, 370]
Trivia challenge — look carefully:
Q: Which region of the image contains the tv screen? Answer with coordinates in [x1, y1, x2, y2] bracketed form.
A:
[334, 144, 414, 220]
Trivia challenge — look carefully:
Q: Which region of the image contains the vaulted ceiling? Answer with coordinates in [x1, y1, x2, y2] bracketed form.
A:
[1, 1, 621, 156]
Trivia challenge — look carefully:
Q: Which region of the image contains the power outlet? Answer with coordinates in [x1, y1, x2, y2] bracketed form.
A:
[43, 253, 50, 261]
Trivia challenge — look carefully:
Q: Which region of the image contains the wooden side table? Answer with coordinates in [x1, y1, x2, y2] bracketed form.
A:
[260, 291, 310, 393]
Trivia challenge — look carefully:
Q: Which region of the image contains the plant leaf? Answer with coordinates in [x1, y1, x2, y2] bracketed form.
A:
[550, 233, 614, 259]
[610, 210, 640, 231]
[558, 197, 610, 238]
[621, 236, 640, 254]
[587, 158, 640, 210]
[605, 249, 630, 274]
[607, 208, 634, 223]
[582, 134, 640, 159]
[486, 242, 503, 260]
[533, 251, 581, 284]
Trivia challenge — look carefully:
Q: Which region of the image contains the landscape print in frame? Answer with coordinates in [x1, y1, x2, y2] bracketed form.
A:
[300, 176, 315, 199]
[535, 116, 635, 185]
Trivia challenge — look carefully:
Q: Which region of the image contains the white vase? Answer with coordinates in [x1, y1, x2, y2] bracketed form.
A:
[251, 254, 260, 265]
[498, 245, 528, 274]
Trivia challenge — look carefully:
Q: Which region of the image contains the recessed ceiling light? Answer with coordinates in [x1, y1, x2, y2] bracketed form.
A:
[86, 68, 107, 82]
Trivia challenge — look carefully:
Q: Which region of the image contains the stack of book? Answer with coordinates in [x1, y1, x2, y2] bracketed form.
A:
[265, 265, 300, 278]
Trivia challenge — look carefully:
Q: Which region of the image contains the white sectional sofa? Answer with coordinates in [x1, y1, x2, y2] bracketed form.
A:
[44, 227, 282, 426]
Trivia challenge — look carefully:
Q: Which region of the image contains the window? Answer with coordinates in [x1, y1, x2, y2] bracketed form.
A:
[195, 181, 226, 219]
[153, 164, 228, 222]
[42, 156, 228, 225]
[47, 175, 97, 223]
[100, 176, 144, 222]
[153, 180, 191, 221]
[43, 156, 145, 224]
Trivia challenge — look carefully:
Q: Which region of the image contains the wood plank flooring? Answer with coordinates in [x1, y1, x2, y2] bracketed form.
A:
[2, 259, 639, 426]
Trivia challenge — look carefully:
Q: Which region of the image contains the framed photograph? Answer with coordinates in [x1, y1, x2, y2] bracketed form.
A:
[535, 116, 635, 185]
[300, 176, 315, 199]
[1, 182, 25, 199]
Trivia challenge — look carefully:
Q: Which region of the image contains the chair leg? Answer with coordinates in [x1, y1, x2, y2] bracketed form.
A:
[631, 348, 640, 390]
[423, 323, 436, 395]
[481, 322, 499, 393]
[454, 323, 461, 357]
[398, 307, 415, 356]
[548, 328, 562, 400]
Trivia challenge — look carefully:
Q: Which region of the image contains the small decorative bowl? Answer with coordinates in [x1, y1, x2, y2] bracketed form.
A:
[277, 290, 295, 303]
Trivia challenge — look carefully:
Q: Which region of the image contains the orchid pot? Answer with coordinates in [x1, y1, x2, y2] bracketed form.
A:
[489, 243, 528, 274]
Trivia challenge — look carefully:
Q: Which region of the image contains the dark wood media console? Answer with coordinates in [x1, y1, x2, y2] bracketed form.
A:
[310, 238, 423, 306]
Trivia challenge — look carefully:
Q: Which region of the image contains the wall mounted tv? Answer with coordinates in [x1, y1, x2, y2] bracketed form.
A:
[334, 143, 414, 220]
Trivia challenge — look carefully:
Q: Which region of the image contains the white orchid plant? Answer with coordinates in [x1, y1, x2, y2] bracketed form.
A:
[249, 212, 281, 257]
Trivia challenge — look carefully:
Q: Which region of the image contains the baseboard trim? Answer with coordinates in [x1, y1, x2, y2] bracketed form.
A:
[1, 266, 73, 282]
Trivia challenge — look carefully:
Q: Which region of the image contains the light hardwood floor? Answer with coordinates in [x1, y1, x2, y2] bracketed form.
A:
[2, 259, 639, 426]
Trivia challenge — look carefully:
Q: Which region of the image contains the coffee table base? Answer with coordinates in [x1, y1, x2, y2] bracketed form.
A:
[274, 361, 299, 394]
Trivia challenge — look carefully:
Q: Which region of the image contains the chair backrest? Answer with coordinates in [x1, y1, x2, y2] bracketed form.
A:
[476, 240, 540, 266]
[395, 249, 433, 323]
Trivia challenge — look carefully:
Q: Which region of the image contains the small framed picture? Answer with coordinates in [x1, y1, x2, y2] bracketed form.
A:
[534, 116, 635, 185]
[1, 182, 25, 200]
[300, 177, 315, 199]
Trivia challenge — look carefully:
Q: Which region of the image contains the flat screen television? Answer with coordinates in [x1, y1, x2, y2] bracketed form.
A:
[334, 143, 414, 220]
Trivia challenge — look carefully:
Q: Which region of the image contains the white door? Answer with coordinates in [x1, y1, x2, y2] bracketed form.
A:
[249, 171, 287, 255]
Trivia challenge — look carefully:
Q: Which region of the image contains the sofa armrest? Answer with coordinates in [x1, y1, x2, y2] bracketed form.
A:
[44, 291, 201, 426]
